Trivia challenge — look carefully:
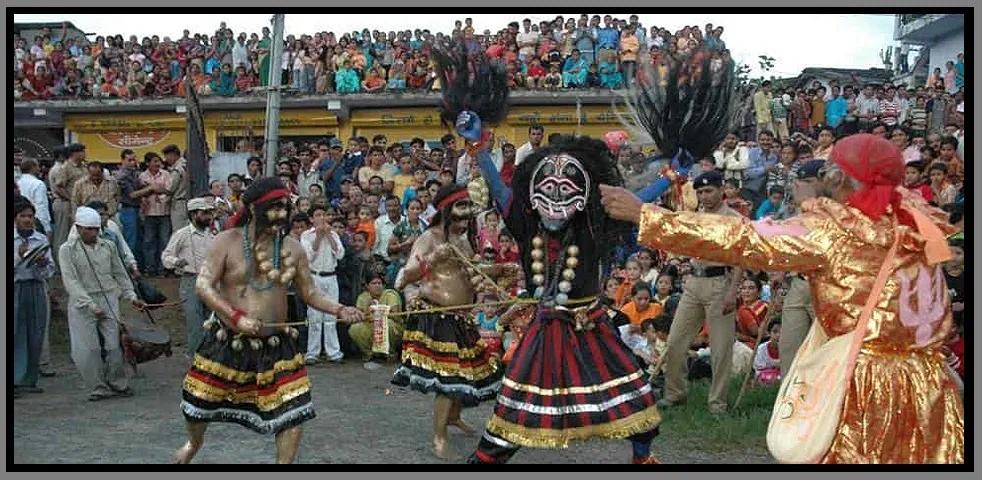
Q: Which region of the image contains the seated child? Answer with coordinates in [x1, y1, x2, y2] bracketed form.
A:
[753, 320, 782, 385]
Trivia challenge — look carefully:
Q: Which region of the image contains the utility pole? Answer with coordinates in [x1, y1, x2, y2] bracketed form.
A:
[263, 14, 285, 177]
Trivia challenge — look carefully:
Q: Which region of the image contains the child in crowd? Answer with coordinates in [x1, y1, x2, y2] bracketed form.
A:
[475, 292, 504, 359]
[754, 186, 786, 220]
[753, 320, 782, 385]
[392, 154, 416, 200]
[903, 160, 933, 203]
[544, 65, 562, 91]
[477, 210, 502, 254]
[613, 258, 643, 308]
[634, 248, 659, 285]
[496, 232, 520, 264]
[526, 58, 546, 89]
[723, 178, 752, 218]
[400, 166, 428, 210]
[290, 212, 311, 241]
[356, 205, 377, 249]
[943, 234, 964, 386]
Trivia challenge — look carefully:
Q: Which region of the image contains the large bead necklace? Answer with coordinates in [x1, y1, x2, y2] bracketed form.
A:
[242, 226, 297, 290]
[530, 234, 579, 306]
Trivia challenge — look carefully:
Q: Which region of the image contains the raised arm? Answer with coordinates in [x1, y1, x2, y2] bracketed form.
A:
[475, 148, 512, 214]
[602, 184, 831, 273]
[636, 203, 829, 273]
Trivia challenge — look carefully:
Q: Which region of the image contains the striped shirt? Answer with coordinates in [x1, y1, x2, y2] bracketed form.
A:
[878, 99, 899, 126]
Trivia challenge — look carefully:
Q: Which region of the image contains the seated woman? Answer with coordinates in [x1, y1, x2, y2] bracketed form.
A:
[348, 272, 404, 363]
[561, 49, 588, 88]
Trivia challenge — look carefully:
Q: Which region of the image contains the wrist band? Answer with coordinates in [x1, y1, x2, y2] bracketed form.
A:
[417, 254, 432, 280]
[230, 308, 246, 327]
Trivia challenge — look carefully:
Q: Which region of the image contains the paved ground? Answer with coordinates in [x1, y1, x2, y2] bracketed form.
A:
[13, 278, 773, 465]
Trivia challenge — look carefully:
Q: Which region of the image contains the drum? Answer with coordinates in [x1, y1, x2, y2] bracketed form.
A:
[121, 322, 173, 365]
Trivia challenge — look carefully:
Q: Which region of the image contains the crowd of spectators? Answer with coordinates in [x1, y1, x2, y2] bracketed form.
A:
[14, 15, 729, 100]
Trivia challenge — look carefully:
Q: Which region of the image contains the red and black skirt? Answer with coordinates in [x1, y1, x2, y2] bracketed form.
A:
[482, 305, 661, 449]
[391, 299, 503, 407]
[181, 322, 315, 435]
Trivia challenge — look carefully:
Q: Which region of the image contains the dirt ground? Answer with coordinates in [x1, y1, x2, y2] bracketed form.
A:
[13, 278, 773, 465]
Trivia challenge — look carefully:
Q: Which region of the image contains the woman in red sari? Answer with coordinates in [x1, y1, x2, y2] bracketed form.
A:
[735, 277, 769, 350]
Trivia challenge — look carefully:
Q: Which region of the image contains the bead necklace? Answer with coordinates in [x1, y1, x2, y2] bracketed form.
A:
[530, 234, 579, 306]
[242, 226, 281, 292]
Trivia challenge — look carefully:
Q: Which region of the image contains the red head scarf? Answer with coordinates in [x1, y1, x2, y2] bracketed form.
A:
[830, 133, 906, 224]
[831, 134, 952, 264]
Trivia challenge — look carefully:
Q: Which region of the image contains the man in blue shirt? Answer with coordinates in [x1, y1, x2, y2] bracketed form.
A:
[597, 16, 620, 62]
[318, 138, 347, 201]
[741, 130, 779, 209]
[825, 85, 848, 135]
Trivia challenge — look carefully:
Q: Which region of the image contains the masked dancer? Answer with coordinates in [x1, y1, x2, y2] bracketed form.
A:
[427, 40, 663, 464]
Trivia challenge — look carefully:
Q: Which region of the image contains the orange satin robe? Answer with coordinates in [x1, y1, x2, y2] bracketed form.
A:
[637, 194, 963, 464]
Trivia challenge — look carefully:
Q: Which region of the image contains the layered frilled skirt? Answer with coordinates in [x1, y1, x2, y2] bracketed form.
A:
[391, 299, 503, 406]
[180, 323, 315, 435]
[481, 304, 662, 449]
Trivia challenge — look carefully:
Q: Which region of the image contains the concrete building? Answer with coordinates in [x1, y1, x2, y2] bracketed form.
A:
[13, 90, 634, 165]
[893, 14, 964, 88]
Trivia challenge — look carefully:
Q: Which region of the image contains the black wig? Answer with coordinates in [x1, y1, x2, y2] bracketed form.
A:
[432, 38, 510, 128]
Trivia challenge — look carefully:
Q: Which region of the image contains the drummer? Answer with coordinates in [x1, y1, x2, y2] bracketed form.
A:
[58, 206, 146, 401]
[162, 197, 216, 356]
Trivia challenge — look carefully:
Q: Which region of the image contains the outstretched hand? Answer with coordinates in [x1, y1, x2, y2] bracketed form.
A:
[599, 184, 645, 225]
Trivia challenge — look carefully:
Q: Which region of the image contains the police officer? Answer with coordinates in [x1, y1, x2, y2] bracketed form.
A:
[657, 170, 744, 414]
[778, 160, 823, 375]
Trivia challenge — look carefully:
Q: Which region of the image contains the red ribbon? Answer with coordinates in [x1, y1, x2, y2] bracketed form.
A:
[436, 189, 471, 211]
[225, 188, 291, 229]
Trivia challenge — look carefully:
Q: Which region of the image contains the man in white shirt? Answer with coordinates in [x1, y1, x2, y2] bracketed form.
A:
[232, 33, 250, 70]
[516, 19, 540, 63]
[712, 132, 751, 186]
[161, 198, 216, 354]
[515, 125, 545, 166]
[373, 195, 404, 261]
[455, 139, 504, 186]
[301, 203, 345, 364]
[16, 158, 52, 235]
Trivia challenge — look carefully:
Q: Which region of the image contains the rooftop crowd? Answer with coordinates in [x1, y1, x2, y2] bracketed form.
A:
[15, 15, 727, 99]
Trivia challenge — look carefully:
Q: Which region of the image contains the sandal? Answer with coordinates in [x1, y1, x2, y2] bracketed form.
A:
[88, 392, 115, 402]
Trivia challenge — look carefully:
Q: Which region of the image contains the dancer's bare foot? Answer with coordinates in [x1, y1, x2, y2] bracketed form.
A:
[449, 418, 476, 435]
[173, 441, 201, 464]
[433, 436, 460, 460]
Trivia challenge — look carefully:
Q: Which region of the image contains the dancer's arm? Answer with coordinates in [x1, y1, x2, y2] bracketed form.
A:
[475, 148, 512, 214]
[602, 185, 831, 273]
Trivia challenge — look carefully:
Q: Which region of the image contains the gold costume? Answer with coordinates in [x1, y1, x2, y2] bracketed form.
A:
[637, 194, 963, 464]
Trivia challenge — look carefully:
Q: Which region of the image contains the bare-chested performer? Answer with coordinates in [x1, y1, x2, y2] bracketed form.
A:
[390, 184, 510, 460]
[174, 177, 362, 464]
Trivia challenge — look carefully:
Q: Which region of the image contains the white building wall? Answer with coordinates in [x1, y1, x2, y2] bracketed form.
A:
[927, 31, 964, 77]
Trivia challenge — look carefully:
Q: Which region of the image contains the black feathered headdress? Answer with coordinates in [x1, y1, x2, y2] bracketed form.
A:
[432, 38, 510, 128]
[618, 45, 737, 167]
